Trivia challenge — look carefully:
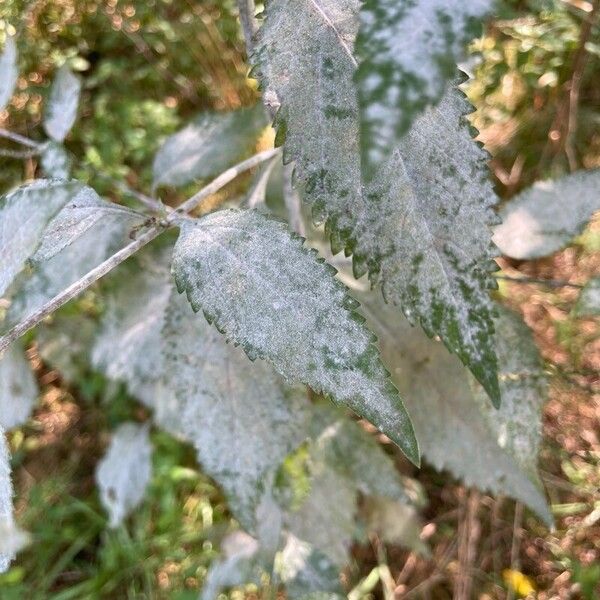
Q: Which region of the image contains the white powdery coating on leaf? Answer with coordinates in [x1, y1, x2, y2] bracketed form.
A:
[253, 0, 500, 403]
[96, 422, 152, 527]
[162, 289, 310, 529]
[43, 65, 81, 142]
[0, 179, 82, 298]
[493, 170, 600, 259]
[356, 288, 552, 525]
[574, 277, 600, 317]
[0, 343, 38, 430]
[152, 105, 268, 188]
[171, 209, 417, 462]
[8, 199, 143, 322]
[356, 0, 493, 168]
[0, 427, 14, 573]
[0, 36, 18, 112]
[40, 143, 71, 180]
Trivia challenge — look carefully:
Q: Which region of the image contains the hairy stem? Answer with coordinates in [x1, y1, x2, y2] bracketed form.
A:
[0, 148, 281, 354]
[495, 274, 583, 289]
[236, 0, 258, 56]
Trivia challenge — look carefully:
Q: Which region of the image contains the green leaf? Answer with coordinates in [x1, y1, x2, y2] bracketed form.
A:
[95, 422, 152, 528]
[171, 209, 418, 464]
[0, 36, 18, 112]
[40, 142, 72, 180]
[152, 105, 268, 189]
[355, 286, 552, 525]
[162, 289, 310, 529]
[573, 277, 600, 317]
[0, 179, 83, 298]
[355, 0, 493, 173]
[43, 64, 82, 142]
[493, 170, 600, 259]
[253, 1, 500, 405]
[0, 426, 14, 573]
[8, 188, 144, 321]
[0, 342, 38, 430]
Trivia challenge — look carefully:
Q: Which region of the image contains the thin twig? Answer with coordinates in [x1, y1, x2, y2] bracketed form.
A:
[495, 274, 583, 289]
[237, 0, 258, 57]
[0, 127, 42, 149]
[564, 0, 600, 171]
[0, 148, 281, 354]
[0, 146, 41, 159]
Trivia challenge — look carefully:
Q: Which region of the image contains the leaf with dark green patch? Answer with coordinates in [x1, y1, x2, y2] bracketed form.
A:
[171, 209, 418, 464]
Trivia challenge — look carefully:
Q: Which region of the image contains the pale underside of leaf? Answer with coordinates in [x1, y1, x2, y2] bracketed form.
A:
[43, 64, 81, 142]
[0, 179, 83, 298]
[354, 286, 552, 525]
[574, 277, 600, 317]
[152, 104, 268, 189]
[493, 170, 600, 259]
[253, 0, 500, 404]
[162, 289, 310, 529]
[0, 342, 38, 430]
[8, 194, 144, 323]
[0, 426, 15, 573]
[171, 209, 418, 464]
[0, 36, 18, 112]
[95, 422, 152, 527]
[355, 0, 493, 171]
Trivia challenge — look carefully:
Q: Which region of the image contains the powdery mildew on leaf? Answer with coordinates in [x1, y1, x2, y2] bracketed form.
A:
[152, 104, 268, 189]
[355, 0, 493, 171]
[32, 187, 143, 262]
[0, 179, 82, 298]
[574, 277, 600, 317]
[356, 287, 552, 525]
[0, 426, 14, 573]
[285, 464, 357, 566]
[0, 36, 18, 112]
[162, 290, 310, 529]
[96, 422, 152, 527]
[43, 65, 81, 142]
[8, 194, 144, 322]
[0, 343, 38, 430]
[278, 534, 344, 599]
[253, 0, 500, 404]
[40, 142, 72, 180]
[171, 209, 418, 464]
[493, 170, 600, 259]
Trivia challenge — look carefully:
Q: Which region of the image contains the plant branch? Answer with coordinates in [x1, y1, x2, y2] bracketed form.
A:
[237, 0, 258, 56]
[495, 274, 583, 289]
[0, 148, 281, 354]
[0, 146, 41, 159]
[0, 127, 42, 149]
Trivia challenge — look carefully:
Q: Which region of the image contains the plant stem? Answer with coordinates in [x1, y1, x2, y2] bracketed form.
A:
[0, 148, 281, 355]
[0, 127, 41, 149]
[236, 0, 258, 56]
[495, 274, 583, 289]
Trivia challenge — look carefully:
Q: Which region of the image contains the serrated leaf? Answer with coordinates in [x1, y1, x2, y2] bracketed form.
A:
[40, 142, 72, 180]
[493, 170, 600, 259]
[355, 0, 493, 172]
[8, 189, 144, 322]
[162, 289, 310, 529]
[152, 104, 268, 189]
[0, 36, 18, 112]
[0, 342, 38, 430]
[171, 209, 418, 464]
[0, 426, 15, 573]
[0, 179, 82, 298]
[355, 287, 552, 525]
[43, 64, 81, 142]
[573, 277, 600, 317]
[96, 422, 152, 527]
[278, 534, 344, 599]
[253, 2, 500, 404]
